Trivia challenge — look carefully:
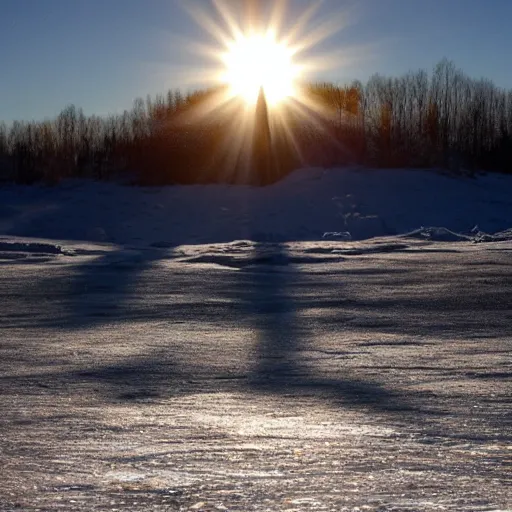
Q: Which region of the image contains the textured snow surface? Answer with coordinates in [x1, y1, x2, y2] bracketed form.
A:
[1, 165, 511, 510]
[0, 237, 510, 511]
[0, 167, 511, 247]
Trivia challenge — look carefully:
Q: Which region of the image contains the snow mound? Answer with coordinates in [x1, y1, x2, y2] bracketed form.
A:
[471, 227, 512, 243]
[401, 226, 512, 243]
[0, 168, 511, 246]
[0, 240, 64, 254]
[401, 227, 473, 242]
[323, 231, 352, 241]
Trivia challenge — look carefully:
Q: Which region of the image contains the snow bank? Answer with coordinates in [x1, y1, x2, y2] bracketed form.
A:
[0, 168, 511, 246]
[401, 226, 512, 243]
[0, 240, 64, 254]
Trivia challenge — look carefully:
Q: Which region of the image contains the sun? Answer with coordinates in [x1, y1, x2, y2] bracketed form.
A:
[173, 0, 361, 182]
[220, 31, 299, 107]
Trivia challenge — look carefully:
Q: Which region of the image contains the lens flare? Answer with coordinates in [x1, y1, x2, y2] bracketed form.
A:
[221, 31, 299, 106]
[167, 0, 366, 182]
[181, 0, 358, 109]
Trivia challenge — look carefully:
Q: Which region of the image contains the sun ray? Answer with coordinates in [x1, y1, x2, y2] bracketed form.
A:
[183, 3, 233, 48]
[268, 0, 288, 38]
[168, 0, 364, 182]
[289, 16, 350, 54]
[287, 6, 357, 54]
[176, 87, 233, 125]
[280, 1, 323, 48]
[285, 97, 331, 134]
[299, 42, 377, 77]
[271, 106, 305, 164]
[188, 40, 219, 58]
[212, 0, 244, 42]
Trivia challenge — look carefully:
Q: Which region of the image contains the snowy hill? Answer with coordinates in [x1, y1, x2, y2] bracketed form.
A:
[0, 167, 511, 247]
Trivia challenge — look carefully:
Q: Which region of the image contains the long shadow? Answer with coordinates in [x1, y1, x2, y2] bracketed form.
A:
[3, 237, 510, 443]
[246, 243, 305, 380]
[14, 244, 174, 331]
[64, 246, 170, 329]
[235, 241, 420, 415]
[2, 241, 423, 416]
[225, 241, 511, 449]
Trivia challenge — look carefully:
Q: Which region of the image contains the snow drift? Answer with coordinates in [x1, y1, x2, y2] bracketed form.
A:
[0, 167, 511, 247]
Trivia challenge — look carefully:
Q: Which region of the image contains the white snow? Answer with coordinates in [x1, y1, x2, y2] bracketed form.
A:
[0, 167, 511, 248]
[1, 166, 511, 510]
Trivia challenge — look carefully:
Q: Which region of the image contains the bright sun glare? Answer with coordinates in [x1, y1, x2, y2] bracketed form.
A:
[181, 0, 359, 117]
[177, 0, 362, 181]
[221, 31, 298, 106]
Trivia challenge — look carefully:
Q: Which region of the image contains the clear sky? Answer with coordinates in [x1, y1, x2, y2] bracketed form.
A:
[1, 0, 512, 123]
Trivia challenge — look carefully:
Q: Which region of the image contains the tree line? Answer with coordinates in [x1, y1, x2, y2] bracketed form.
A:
[1, 59, 511, 185]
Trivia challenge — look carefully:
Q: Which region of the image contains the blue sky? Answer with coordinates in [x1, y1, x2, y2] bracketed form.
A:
[1, 0, 512, 123]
